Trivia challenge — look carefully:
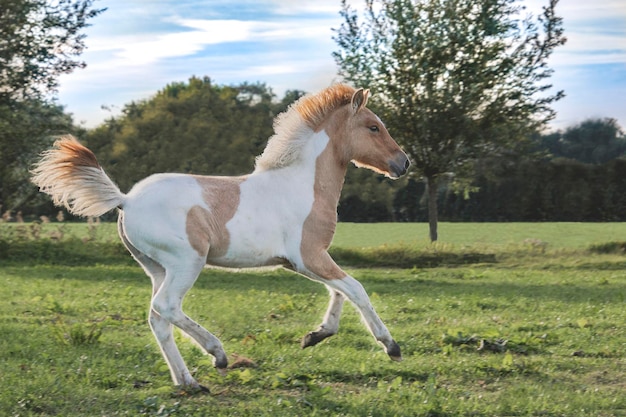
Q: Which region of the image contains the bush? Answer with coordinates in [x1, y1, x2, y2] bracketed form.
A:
[0, 222, 131, 265]
[329, 244, 496, 268]
[588, 241, 626, 254]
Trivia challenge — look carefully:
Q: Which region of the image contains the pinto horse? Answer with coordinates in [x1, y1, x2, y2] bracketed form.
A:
[31, 84, 410, 390]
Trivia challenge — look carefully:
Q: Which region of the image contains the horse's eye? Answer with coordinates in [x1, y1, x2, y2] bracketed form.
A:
[369, 126, 380, 133]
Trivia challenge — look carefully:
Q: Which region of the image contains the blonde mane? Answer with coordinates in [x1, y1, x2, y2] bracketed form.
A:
[254, 84, 357, 172]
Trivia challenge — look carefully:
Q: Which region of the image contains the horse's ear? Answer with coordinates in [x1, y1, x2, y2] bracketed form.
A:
[351, 88, 370, 113]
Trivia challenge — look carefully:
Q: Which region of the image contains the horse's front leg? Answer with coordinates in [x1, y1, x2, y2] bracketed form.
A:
[301, 286, 345, 348]
[300, 252, 402, 361]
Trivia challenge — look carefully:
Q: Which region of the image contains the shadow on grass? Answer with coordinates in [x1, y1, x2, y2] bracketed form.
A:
[3, 239, 624, 305]
[5, 259, 623, 308]
[329, 246, 497, 268]
[1, 238, 497, 268]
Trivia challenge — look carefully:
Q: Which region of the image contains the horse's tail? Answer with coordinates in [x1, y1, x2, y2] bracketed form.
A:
[31, 135, 125, 218]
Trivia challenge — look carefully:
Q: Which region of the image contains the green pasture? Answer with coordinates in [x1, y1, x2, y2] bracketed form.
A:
[6, 220, 626, 248]
[0, 222, 625, 416]
[334, 222, 626, 249]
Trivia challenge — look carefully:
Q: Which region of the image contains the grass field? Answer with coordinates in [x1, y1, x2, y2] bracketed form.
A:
[1, 222, 625, 416]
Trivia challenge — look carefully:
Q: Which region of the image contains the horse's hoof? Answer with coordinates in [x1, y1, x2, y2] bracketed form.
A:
[301, 331, 331, 349]
[178, 384, 210, 395]
[214, 356, 228, 370]
[387, 340, 402, 361]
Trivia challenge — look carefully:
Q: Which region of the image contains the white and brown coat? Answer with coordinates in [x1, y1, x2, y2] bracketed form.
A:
[31, 84, 410, 390]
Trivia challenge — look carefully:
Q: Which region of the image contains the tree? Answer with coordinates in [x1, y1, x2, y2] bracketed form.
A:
[84, 78, 282, 193]
[0, 0, 103, 217]
[0, 99, 79, 217]
[333, 0, 566, 241]
[0, 0, 104, 102]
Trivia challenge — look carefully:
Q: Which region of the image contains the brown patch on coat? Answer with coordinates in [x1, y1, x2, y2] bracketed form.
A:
[185, 176, 245, 259]
[186, 205, 212, 257]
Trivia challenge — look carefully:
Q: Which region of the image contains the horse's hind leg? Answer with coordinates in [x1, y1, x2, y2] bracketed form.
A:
[151, 259, 228, 376]
[148, 272, 201, 388]
[118, 217, 203, 388]
[302, 286, 345, 348]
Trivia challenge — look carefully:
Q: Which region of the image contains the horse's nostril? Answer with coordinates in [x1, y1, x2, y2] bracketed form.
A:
[404, 158, 410, 170]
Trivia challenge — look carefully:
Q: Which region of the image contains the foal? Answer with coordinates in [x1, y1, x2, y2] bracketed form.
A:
[31, 84, 410, 389]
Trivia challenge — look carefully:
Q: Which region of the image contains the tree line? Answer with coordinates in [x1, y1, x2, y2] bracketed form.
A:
[2, 0, 625, 229]
[7, 76, 624, 223]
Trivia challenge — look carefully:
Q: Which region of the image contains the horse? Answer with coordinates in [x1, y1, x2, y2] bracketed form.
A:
[31, 84, 410, 390]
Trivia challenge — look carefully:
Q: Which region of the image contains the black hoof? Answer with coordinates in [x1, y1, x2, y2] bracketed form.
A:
[387, 340, 402, 361]
[301, 331, 328, 349]
[178, 384, 210, 395]
[214, 356, 228, 370]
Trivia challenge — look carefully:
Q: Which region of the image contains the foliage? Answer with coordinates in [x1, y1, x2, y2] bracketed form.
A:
[535, 118, 626, 164]
[0, 0, 104, 101]
[1, 223, 625, 416]
[333, 0, 566, 240]
[0, 99, 80, 217]
[0, 221, 131, 265]
[0, 0, 101, 217]
[437, 157, 626, 221]
[339, 167, 401, 222]
[84, 77, 297, 194]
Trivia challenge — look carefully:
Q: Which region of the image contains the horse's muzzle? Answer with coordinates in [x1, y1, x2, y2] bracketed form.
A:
[389, 152, 410, 178]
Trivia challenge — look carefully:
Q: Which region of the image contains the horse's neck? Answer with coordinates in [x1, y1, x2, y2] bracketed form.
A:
[313, 145, 347, 210]
[256, 129, 348, 214]
[296, 132, 347, 242]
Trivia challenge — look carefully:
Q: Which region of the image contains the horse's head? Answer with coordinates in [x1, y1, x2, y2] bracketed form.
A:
[329, 88, 410, 179]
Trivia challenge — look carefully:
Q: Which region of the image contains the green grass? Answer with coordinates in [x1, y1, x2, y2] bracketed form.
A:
[1, 222, 625, 416]
[334, 222, 626, 249]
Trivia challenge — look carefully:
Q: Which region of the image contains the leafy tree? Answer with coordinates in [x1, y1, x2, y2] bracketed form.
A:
[84, 77, 282, 193]
[339, 167, 400, 221]
[333, 0, 566, 240]
[0, 0, 104, 101]
[0, 100, 79, 217]
[0, 0, 103, 217]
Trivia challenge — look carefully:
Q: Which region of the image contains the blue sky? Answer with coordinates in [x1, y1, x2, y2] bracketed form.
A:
[57, 0, 626, 132]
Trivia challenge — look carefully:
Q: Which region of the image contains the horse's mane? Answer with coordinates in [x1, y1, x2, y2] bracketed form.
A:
[254, 84, 357, 172]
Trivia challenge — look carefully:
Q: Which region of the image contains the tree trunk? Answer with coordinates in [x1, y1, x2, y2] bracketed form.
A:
[426, 175, 438, 242]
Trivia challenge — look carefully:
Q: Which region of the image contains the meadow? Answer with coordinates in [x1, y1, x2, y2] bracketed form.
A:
[0, 222, 625, 416]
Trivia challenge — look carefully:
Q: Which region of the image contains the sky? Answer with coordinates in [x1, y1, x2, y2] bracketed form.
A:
[56, 0, 626, 132]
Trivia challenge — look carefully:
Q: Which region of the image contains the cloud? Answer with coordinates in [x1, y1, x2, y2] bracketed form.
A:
[81, 15, 338, 68]
[58, 0, 625, 129]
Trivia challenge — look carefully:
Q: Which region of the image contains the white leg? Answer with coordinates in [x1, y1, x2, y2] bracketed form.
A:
[149, 309, 201, 387]
[302, 286, 345, 348]
[298, 251, 401, 361]
[151, 263, 228, 374]
[326, 275, 401, 360]
[119, 219, 202, 387]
